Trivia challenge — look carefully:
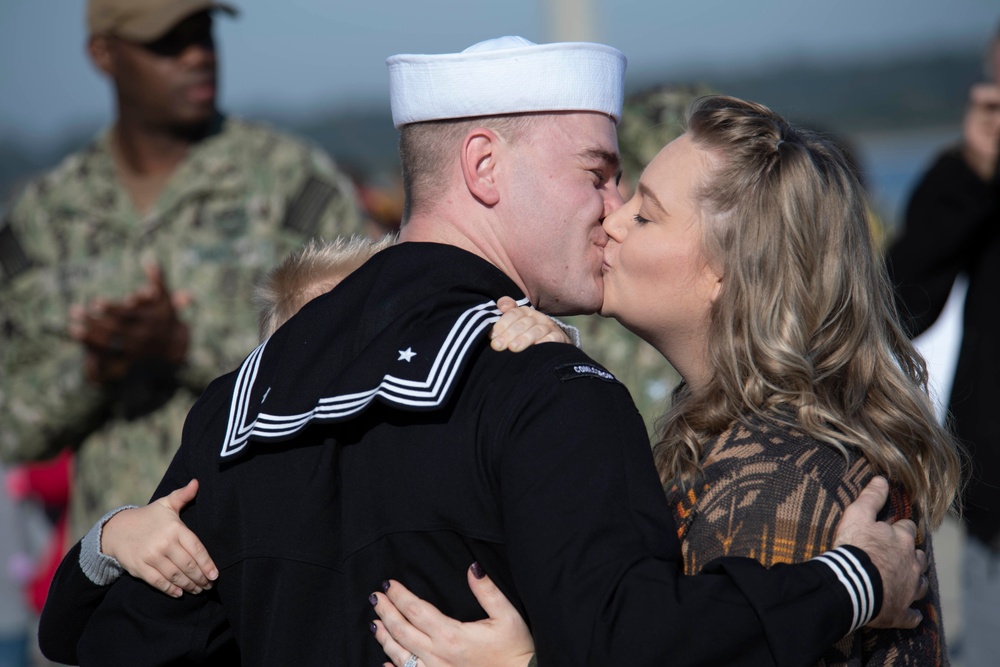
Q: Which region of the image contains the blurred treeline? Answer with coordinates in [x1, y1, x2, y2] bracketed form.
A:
[0, 47, 983, 201]
[690, 50, 981, 131]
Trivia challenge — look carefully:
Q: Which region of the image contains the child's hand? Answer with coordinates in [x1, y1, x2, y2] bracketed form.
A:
[101, 479, 218, 597]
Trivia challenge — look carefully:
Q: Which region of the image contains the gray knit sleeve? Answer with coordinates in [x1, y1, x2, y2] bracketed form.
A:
[78, 505, 139, 585]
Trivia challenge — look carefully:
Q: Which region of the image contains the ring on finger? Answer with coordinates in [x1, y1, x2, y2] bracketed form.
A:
[404, 654, 419, 667]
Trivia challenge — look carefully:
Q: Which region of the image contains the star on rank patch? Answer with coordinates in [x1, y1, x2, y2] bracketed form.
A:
[398, 347, 417, 362]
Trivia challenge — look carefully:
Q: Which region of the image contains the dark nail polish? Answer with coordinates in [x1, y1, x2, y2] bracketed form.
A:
[369, 621, 377, 634]
[369, 593, 378, 607]
[471, 562, 485, 579]
[381, 580, 390, 593]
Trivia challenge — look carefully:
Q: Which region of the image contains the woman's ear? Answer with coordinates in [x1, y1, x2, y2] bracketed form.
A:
[460, 128, 500, 207]
[709, 272, 723, 303]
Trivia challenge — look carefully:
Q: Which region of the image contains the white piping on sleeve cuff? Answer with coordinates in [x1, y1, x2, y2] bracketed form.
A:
[813, 546, 877, 633]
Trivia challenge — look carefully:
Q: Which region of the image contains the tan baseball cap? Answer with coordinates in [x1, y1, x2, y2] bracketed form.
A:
[87, 0, 238, 42]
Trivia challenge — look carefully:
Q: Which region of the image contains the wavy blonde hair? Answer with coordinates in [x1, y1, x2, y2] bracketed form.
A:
[653, 96, 961, 528]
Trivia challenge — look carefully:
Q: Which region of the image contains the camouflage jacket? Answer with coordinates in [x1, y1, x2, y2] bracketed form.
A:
[0, 116, 366, 540]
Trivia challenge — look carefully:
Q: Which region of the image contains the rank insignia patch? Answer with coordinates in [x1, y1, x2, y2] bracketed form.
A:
[283, 176, 336, 236]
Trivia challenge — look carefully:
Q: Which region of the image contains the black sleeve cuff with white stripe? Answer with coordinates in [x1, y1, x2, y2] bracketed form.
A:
[811, 545, 883, 633]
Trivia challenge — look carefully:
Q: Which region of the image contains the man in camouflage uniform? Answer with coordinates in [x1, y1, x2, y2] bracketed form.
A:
[564, 84, 712, 430]
[0, 0, 368, 542]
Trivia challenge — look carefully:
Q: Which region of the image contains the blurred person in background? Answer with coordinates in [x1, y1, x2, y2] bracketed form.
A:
[5, 453, 72, 620]
[885, 20, 1000, 667]
[3, 455, 71, 667]
[0, 0, 369, 549]
[0, 464, 33, 667]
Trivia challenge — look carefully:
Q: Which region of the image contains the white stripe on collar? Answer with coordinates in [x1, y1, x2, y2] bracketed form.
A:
[219, 297, 530, 458]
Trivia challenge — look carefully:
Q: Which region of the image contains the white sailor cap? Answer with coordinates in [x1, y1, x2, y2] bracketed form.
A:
[386, 35, 627, 129]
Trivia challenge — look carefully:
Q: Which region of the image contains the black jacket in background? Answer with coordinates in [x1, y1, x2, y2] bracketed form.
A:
[886, 147, 1000, 547]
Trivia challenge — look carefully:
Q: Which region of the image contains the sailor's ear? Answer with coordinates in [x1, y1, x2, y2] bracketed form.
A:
[460, 128, 500, 207]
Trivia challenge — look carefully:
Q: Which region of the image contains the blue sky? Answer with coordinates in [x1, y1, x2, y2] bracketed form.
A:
[0, 0, 996, 142]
